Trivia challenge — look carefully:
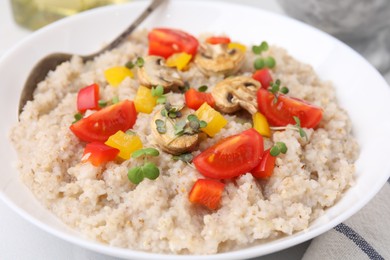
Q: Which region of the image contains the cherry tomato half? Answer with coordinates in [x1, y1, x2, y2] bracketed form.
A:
[251, 149, 276, 179]
[193, 128, 264, 179]
[148, 28, 199, 58]
[206, 36, 231, 45]
[77, 83, 100, 113]
[184, 88, 215, 110]
[252, 68, 273, 89]
[81, 142, 119, 166]
[70, 100, 137, 142]
[257, 88, 323, 128]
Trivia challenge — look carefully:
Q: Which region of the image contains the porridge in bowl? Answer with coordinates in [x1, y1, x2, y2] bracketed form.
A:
[10, 28, 359, 254]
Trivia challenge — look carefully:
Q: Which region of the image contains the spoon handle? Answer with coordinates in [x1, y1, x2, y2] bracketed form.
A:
[84, 0, 164, 61]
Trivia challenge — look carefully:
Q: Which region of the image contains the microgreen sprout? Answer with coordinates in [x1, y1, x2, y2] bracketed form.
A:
[293, 116, 308, 140]
[98, 99, 108, 108]
[269, 116, 308, 141]
[268, 79, 289, 103]
[111, 96, 119, 104]
[135, 57, 145, 67]
[178, 82, 190, 93]
[172, 114, 206, 137]
[198, 85, 208, 92]
[125, 60, 135, 69]
[125, 57, 144, 69]
[128, 147, 160, 184]
[125, 129, 136, 135]
[72, 113, 83, 124]
[151, 85, 167, 104]
[252, 41, 269, 54]
[155, 119, 167, 134]
[270, 142, 288, 157]
[254, 56, 276, 70]
[132, 147, 160, 158]
[172, 153, 194, 163]
[160, 102, 183, 119]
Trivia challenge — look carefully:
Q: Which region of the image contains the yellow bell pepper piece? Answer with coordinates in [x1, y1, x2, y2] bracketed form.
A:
[134, 85, 157, 114]
[228, 42, 247, 53]
[166, 52, 192, 71]
[104, 66, 134, 87]
[195, 103, 228, 137]
[105, 130, 143, 160]
[253, 112, 271, 137]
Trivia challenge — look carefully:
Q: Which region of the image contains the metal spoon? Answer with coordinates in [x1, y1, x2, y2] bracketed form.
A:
[18, 0, 163, 116]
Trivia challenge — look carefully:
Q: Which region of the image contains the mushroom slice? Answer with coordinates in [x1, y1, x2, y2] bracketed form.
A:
[194, 43, 245, 76]
[151, 107, 200, 155]
[137, 56, 184, 91]
[212, 76, 260, 115]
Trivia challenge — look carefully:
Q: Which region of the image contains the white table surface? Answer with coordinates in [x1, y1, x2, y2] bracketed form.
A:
[0, 0, 379, 259]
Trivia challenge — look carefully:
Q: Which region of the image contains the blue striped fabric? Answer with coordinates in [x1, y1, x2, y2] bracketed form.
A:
[334, 223, 385, 260]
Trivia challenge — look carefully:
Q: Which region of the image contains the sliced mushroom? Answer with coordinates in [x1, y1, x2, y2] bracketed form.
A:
[137, 56, 184, 91]
[194, 43, 245, 76]
[151, 107, 200, 155]
[212, 76, 260, 115]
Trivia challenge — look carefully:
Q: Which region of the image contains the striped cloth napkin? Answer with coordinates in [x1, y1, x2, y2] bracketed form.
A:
[302, 180, 390, 260]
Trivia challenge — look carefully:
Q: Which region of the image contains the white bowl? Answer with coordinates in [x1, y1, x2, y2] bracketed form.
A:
[1, 1, 390, 259]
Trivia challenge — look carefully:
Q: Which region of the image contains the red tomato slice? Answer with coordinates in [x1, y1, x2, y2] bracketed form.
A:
[252, 68, 273, 89]
[148, 28, 199, 58]
[184, 88, 215, 110]
[189, 179, 225, 210]
[70, 100, 137, 142]
[82, 142, 119, 166]
[77, 83, 100, 113]
[257, 88, 323, 128]
[206, 36, 231, 45]
[193, 128, 264, 179]
[251, 149, 276, 179]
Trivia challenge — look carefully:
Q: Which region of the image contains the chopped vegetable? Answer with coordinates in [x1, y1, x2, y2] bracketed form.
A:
[251, 149, 276, 179]
[189, 179, 225, 210]
[166, 52, 192, 71]
[206, 36, 231, 45]
[134, 85, 157, 114]
[70, 100, 137, 142]
[185, 88, 215, 110]
[194, 103, 227, 137]
[228, 42, 247, 52]
[77, 83, 100, 113]
[148, 28, 199, 58]
[104, 66, 134, 87]
[81, 142, 119, 166]
[257, 88, 323, 128]
[253, 112, 271, 137]
[193, 128, 264, 179]
[252, 68, 273, 89]
[105, 130, 143, 160]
